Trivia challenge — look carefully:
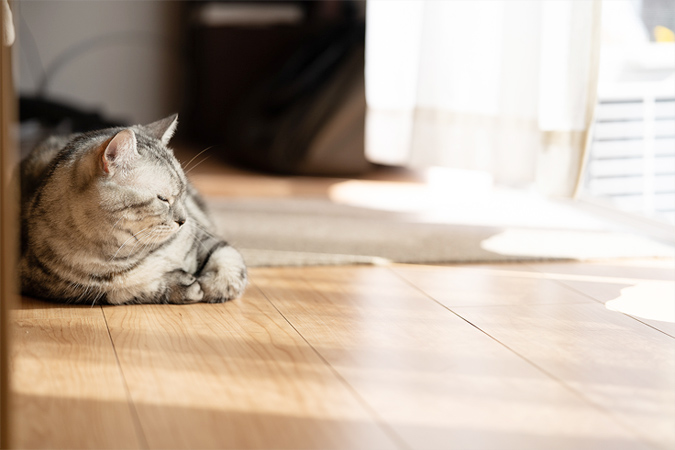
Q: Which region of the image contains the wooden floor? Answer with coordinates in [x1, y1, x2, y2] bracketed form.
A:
[8, 151, 675, 449]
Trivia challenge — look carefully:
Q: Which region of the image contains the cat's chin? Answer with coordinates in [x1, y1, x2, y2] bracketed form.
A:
[131, 223, 180, 245]
[155, 223, 180, 238]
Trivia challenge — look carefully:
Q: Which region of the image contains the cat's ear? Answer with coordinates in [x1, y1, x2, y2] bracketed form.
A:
[143, 114, 178, 145]
[101, 129, 138, 175]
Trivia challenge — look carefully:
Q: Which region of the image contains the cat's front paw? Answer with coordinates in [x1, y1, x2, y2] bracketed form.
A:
[183, 281, 204, 303]
[198, 245, 247, 303]
[166, 269, 204, 304]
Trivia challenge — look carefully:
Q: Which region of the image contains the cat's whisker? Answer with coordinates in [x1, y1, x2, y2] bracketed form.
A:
[136, 229, 166, 258]
[190, 222, 220, 240]
[138, 232, 157, 255]
[73, 281, 93, 306]
[84, 284, 97, 305]
[127, 228, 155, 256]
[125, 229, 153, 253]
[110, 226, 152, 261]
[182, 146, 213, 172]
[82, 284, 96, 307]
[90, 290, 105, 307]
[108, 215, 126, 235]
[184, 229, 210, 252]
[184, 154, 212, 176]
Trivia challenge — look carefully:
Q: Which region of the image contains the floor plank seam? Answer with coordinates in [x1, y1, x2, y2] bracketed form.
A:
[249, 280, 413, 450]
[385, 266, 662, 450]
[550, 283, 675, 339]
[100, 307, 150, 450]
[623, 317, 675, 339]
[524, 264, 675, 339]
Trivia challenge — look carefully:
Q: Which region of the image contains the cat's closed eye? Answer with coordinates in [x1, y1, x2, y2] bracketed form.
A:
[157, 195, 170, 203]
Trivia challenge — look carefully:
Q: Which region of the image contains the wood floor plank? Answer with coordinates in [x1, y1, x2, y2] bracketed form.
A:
[391, 263, 674, 450]
[103, 282, 400, 450]
[544, 278, 675, 337]
[11, 295, 105, 320]
[450, 303, 675, 450]
[391, 262, 675, 337]
[390, 264, 596, 307]
[253, 266, 651, 450]
[10, 314, 141, 449]
[526, 261, 675, 337]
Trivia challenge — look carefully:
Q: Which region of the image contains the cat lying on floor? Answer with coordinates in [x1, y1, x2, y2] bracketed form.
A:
[19, 114, 247, 304]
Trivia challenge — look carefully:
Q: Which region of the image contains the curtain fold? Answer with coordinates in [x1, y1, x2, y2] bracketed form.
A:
[365, 0, 602, 196]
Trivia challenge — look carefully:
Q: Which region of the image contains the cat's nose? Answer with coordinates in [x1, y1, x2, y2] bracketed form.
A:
[175, 219, 185, 227]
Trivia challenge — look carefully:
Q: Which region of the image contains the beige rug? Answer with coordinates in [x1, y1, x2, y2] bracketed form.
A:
[207, 197, 674, 267]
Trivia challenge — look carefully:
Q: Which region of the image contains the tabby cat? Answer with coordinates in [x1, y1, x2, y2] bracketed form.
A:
[20, 114, 247, 304]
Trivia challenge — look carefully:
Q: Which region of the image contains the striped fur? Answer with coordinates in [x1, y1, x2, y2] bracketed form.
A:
[20, 115, 247, 305]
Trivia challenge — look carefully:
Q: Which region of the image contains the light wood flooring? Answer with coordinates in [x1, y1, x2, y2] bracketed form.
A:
[8, 150, 675, 449]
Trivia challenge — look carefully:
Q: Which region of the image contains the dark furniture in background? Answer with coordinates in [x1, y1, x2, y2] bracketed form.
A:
[183, 1, 370, 176]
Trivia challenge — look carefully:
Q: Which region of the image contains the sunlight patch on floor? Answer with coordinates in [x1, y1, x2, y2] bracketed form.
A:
[480, 266, 675, 323]
[329, 169, 620, 231]
[481, 229, 674, 260]
[329, 167, 494, 215]
[606, 281, 675, 323]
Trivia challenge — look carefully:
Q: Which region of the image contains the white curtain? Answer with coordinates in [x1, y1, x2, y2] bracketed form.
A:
[365, 0, 602, 196]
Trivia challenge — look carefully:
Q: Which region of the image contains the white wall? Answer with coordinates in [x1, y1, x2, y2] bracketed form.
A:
[16, 0, 181, 125]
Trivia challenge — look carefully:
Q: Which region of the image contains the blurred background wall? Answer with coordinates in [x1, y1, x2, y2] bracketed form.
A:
[15, 0, 181, 125]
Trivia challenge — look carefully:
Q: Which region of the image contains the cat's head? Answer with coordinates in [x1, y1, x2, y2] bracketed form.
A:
[91, 114, 189, 250]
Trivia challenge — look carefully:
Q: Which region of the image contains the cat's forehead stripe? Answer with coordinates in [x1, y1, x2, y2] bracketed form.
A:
[135, 135, 187, 189]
